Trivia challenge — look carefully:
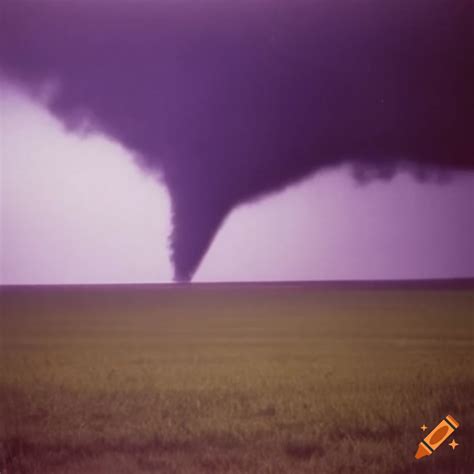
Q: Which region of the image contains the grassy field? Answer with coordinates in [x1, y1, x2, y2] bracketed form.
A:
[1, 283, 473, 474]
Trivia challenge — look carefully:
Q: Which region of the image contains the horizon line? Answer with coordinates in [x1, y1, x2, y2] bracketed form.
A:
[1, 277, 473, 290]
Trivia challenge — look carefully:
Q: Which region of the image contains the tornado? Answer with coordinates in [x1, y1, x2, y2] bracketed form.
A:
[1, 0, 473, 281]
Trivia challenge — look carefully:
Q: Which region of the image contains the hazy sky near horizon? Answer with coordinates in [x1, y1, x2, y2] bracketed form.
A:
[1, 87, 473, 284]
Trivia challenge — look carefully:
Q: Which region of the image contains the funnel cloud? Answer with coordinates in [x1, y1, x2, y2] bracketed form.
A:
[1, 0, 473, 280]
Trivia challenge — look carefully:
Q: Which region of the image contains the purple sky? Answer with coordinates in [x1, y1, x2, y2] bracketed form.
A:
[1, 86, 473, 284]
[1, 0, 472, 282]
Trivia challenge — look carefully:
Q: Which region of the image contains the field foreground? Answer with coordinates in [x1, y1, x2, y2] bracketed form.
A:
[1, 283, 473, 473]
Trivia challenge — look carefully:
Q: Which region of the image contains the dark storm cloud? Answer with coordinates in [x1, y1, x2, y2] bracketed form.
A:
[1, 0, 473, 281]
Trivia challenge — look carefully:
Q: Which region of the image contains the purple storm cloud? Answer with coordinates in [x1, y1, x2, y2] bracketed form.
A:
[1, 0, 473, 280]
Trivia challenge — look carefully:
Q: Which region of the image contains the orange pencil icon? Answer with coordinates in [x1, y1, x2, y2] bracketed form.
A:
[415, 414, 459, 459]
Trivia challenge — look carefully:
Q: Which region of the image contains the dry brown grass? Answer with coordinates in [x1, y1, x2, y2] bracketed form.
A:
[1, 284, 473, 473]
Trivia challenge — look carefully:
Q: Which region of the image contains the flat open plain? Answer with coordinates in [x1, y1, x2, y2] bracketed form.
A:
[1, 283, 473, 473]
